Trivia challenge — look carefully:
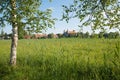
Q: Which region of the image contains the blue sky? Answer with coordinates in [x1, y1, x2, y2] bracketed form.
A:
[41, 0, 83, 34]
[40, 0, 92, 34]
[0, 0, 119, 34]
[1, 0, 92, 34]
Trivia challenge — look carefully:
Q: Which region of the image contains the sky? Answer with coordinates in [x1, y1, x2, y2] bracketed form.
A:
[0, 0, 92, 34]
[40, 0, 87, 34]
[1, 0, 118, 34]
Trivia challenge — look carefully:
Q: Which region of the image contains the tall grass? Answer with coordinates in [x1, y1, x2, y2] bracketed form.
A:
[0, 38, 120, 80]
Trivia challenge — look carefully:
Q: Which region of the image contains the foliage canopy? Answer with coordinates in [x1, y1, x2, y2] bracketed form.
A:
[62, 0, 120, 31]
[0, 0, 55, 33]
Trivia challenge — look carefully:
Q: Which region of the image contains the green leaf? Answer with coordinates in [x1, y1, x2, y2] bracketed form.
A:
[62, 0, 120, 30]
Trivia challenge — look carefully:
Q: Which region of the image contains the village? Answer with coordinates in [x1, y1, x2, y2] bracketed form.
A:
[0, 30, 78, 39]
[0, 29, 119, 40]
[24, 30, 78, 39]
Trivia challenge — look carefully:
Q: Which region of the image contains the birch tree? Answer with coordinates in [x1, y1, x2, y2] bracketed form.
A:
[0, 0, 55, 66]
[10, 0, 18, 65]
[62, 0, 120, 31]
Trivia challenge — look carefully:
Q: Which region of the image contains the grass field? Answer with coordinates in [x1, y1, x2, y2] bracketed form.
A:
[0, 38, 120, 80]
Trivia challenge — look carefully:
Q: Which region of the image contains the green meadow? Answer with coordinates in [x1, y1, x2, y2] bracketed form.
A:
[0, 38, 120, 80]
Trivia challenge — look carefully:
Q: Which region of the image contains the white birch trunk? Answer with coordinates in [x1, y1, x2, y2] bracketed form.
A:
[10, 0, 18, 66]
[10, 27, 18, 65]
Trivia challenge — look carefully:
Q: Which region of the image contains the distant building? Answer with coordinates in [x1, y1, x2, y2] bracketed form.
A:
[63, 30, 78, 37]
[34, 34, 47, 39]
[53, 34, 58, 38]
[24, 35, 31, 39]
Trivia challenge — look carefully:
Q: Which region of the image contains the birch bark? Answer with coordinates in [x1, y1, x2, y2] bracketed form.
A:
[10, 0, 18, 66]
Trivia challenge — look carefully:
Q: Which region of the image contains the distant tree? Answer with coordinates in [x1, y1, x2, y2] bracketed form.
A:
[0, 29, 5, 39]
[99, 32, 104, 38]
[0, 29, 4, 36]
[90, 33, 98, 38]
[62, 0, 120, 31]
[57, 33, 63, 38]
[108, 32, 120, 39]
[84, 32, 89, 38]
[0, 0, 55, 66]
[114, 32, 120, 38]
[78, 32, 84, 38]
[8, 33, 12, 39]
[48, 33, 54, 38]
[18, 26, 27, 39]
[108, 32, 115, 38]
[63, 30, 69, 37]
[4, 33, 8, 39]
[103, 33, 108, 38]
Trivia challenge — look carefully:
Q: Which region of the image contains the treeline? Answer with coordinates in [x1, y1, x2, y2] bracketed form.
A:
[56, 31, 120, 39]
[78, 32, 120, 39]
[0, 33, 12, 40]
[0, 31, 119, 40]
